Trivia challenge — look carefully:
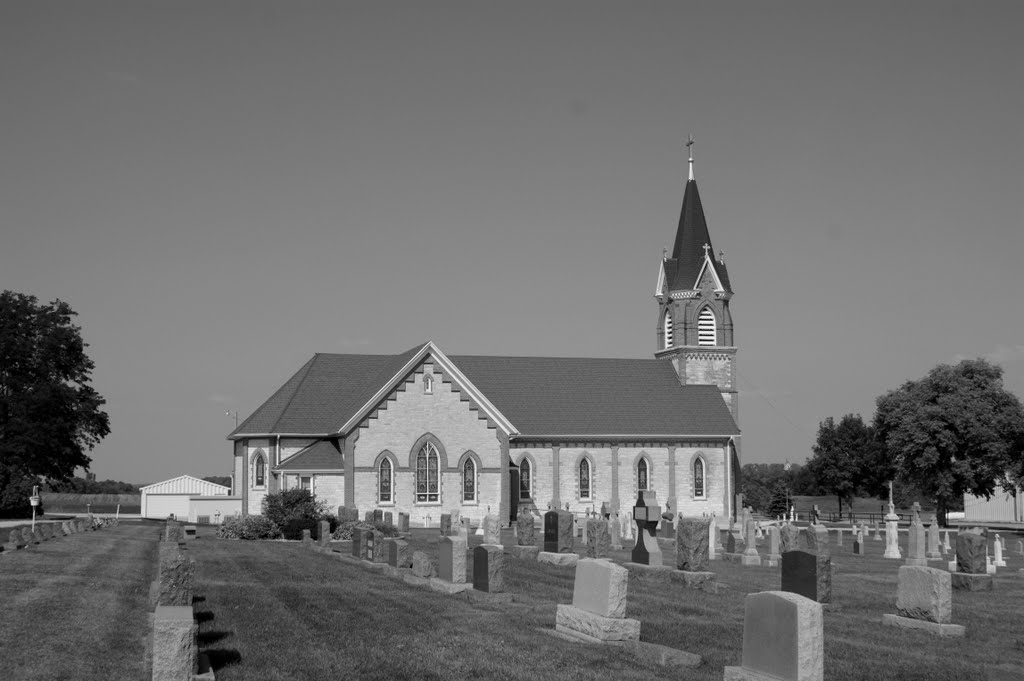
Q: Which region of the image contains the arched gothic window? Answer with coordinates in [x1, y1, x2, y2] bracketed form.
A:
[579, 458, 592, 500]
[462, 458, 476, 502]
[423, 373, 433, 394]
[697, 307, 716, 346]
[253, 451, 266, 487]
[379, 458, 393, 503]
[663, 309, 674, 349]
[416, 442, 440, 502]
[519, 458, 532, 500]
[637, 457, 650, 491]
[693, 456, 706, 499]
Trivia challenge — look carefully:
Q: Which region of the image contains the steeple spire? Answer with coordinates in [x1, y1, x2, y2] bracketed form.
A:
[686, 134, 695, 181]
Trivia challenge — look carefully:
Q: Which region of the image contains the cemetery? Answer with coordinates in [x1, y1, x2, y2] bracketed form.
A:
[3, 503, 1022, 681]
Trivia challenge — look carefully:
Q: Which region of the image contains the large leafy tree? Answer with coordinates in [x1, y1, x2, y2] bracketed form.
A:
[0, 292, 110, 515]
[873, 359, 1024, 525]
[807, 414, 881, 517]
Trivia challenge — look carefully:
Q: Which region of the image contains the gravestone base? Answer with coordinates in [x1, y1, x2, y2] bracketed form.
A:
[881, 614, 966, 638]
[622, 561, 673, 576]
[608, 640, 702, 669]
[428, 578, 471, 594]
[905, 558, 929, 567]
[951, 573, 993, 591]
[467, 587, 514, 604]
[538, 551, 578, 567]
[721, 553, 742, 563]
[152, 606, 197, 681]
[555, 604, 640, 643]
[669, 570, 716, 589]
[511, 545, 540, 560]
[740, 554, 762, 567]
[401, 573, 431, 588]
[763, 554, 781, 568]
[724, 666, 795, 681]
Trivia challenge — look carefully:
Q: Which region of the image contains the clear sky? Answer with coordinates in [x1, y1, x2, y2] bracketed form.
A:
[3, 2, 1022, 484]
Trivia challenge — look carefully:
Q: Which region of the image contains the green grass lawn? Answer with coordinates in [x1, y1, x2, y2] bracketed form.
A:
[190, 527, 1024, 681]
[0, 521, 158, 681]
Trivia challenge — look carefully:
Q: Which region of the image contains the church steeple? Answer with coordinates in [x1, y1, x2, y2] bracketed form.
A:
[654, 138, 738, 424]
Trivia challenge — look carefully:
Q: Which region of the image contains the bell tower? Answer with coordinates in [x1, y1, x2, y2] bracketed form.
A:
[654, 139, 738, 424]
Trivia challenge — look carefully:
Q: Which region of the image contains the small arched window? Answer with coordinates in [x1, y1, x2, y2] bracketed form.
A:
[254, 451, 266, 487]
[637, 457, 650, 491]
[423, 373, 433, 394]
[463, 458, 476, 502]
[579, 458, 592, 500]
[693, 456, 706, 499]
[379, 458, 393, 503]
[697, 307, 716, 346]
[663, 309, 674, 349]
[519, 458, 532, 500]
[416, 442, 440, 502]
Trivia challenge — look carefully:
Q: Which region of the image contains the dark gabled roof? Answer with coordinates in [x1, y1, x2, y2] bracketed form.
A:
[274, 439, 344, 471]
[451, 355, 739, 437]
[668, 179, 732, 293]
[231, 344, 425, 436]
[232, 346, 739, 440]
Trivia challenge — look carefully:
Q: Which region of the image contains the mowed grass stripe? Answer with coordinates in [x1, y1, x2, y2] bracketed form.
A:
[191, 529, 1024, 681]
[0, 523, 159, 681]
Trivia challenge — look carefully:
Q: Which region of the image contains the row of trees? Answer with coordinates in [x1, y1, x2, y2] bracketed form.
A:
[807, 359, 1024, 525]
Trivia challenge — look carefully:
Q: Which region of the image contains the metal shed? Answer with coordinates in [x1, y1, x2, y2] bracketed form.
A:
[140, 475, 231, 520]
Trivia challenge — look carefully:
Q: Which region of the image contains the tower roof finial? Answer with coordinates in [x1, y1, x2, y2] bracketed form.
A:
[685, 134, 695, 181]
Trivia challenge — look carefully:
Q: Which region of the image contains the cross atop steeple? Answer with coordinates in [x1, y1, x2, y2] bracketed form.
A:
[702, 243, 710, 258]
[686, 134, 695, 181]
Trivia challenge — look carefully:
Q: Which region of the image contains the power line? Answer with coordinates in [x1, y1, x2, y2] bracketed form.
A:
[736, 369, 810, 436]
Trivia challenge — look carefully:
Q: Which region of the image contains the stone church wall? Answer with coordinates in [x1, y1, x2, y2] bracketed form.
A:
[353, 362, 503, 527]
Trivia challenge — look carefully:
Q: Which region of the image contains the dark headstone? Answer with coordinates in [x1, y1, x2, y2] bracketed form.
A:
[364, 530, 376, 562]
[364, 511, 373, 523]
[543, 510, 559, 552]
[725, 532, 743, 554]
[556, 510, 574, 553]
[631, 490, 663, 566]
[440, 513, 452, 537]
[677, 517, 711, 572]
[473, 545, 507, 593]
[352, 528, 369, 560]
[384, 511, 393, 526]
[956, 532, 987, 574]
[387, 539, 411, 568]
[397, 512, 410, 533]
[600, 502, 610, 519]
[781, 550, 832, 603]
[373, 509, 384, 523]
[517, 507, 536, 546]
[318, 520, 331, 547]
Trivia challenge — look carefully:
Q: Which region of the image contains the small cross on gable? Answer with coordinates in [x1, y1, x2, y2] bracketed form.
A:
[703, 243, 710, 258]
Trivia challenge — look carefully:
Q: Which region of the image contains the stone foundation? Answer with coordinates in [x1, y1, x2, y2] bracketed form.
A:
[881, 614, 965, 638]
[951, 573, 993, 591]
[537, 551, 578, 567]
[510, 545, 540, 560]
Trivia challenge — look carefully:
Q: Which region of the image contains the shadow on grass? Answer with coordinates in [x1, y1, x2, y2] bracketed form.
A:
[198, 630, 232, 645]
[195, 610, 215, 624]
[192, 595, 206, 604]
[206, 649, 242, 670]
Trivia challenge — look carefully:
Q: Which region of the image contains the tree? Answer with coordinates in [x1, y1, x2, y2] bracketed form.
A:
[0, 292, 110, 494]
[873, 358, 1024, 526]
[807, 414, 879, 517]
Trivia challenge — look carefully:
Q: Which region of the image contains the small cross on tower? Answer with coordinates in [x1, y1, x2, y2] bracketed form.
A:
[703, 243, 711, 258]
[685, 134, 694, 158]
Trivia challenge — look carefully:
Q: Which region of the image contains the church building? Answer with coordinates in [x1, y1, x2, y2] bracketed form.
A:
[228, 150, 741, 527]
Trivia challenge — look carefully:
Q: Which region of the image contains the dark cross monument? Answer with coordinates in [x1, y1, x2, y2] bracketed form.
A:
[631, 490, 663, 566]
[543, 510, 559, 553]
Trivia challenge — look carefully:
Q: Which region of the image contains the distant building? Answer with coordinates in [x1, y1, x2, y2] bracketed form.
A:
[963, 484, 1023, 525]
[229, 149, 742, 527]
[140, 475, 240, 523]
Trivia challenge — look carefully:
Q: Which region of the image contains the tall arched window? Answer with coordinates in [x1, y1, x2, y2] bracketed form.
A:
[416, 442, 440, 502]
[379, 458, 393, 503]
[253, 451, 266, 487]
[637, 457, 650, 491]
[579, 458, 592, 500]
[463, 458, 476, 502]
[698, 307, 716, 346]
[693, 456, 706, 499]
[519, 458, 532, 500]
[663, 309, 674, 349]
